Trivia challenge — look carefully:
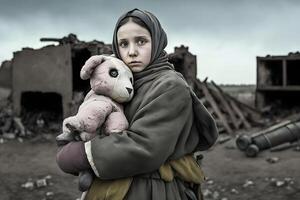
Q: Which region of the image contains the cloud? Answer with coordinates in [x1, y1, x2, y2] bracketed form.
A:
[1, 0, 300, 83]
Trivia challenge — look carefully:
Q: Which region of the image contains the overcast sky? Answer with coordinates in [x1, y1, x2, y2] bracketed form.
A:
[1, 0, 299, 84]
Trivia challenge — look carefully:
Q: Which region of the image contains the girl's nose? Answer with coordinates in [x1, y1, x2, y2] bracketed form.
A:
[128, 45, 138, 57]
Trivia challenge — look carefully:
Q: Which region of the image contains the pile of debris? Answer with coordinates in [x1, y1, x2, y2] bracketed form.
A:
[194, 78, 263, 135]
[0, 98, 61, 141]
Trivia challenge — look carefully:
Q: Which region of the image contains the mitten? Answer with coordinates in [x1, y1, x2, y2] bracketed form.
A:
[56, 141, 90, 174]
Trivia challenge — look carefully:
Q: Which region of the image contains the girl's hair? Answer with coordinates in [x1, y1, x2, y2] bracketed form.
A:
[117, 17, 151, 34]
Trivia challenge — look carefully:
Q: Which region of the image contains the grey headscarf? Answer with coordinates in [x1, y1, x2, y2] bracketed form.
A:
[112, 8, 174, 89]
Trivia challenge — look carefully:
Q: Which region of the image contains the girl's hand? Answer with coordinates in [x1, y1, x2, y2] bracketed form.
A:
[56, 141, 90, 175]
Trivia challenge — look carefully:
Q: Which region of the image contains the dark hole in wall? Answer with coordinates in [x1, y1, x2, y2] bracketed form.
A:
[263, 91, 300, 109]
[286, 60, 300, 85]
[20, 92, 63, 126]
[264, 60, 283, 86]
[72, 48, 91, 94]
[169, 57, 185, 76]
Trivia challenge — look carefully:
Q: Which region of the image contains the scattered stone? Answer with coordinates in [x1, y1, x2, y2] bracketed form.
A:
[243, 179, 254, 188]
[36, 178, 48, 188]
[284, 177, 294, 185]
[0, 138, 4, 144]
[44, 175, 52, 180]
[45, 191, 54, 199]
[2, 133, 16, 140]
[221, 198, 228, 200]
[202, 189, 212, 197]
[266, 157, 279, 164]
[275, 180, 286, 187]
[21, 181, 34, 190]
[212, 191, 220, 199]
[294, 146, 300, 152]
[207, 179, 214, 185]
[230, 188, 239, 194]
[17, 137, 23, 143]
[270, 178, 286, 187]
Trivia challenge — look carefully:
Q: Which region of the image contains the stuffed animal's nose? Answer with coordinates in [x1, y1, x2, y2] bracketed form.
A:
[126, 87, 133, 95]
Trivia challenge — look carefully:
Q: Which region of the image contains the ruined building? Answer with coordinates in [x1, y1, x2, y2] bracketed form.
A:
[168, 45, 197, 88]
[1, 34, 112, 118]
[256, 52, 300, 110]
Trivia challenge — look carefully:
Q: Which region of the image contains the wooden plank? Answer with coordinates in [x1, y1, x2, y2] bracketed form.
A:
[210, 81, 239, 129]
[211, 80, 262, 124]
[195, 80, 233, 134]
[229, 98, 251, 129]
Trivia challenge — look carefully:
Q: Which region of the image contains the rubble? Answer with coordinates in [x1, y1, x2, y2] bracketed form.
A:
[21, 175, 53, 190]
[266, 157, 279, 164]
[230, 188, 239, 194]
[21, 180, 34, 190]
[194, 78, 263, 135]
[242, 180, 254, 188]
[236, 118, 300, 157]
[45, 191, 54, 199]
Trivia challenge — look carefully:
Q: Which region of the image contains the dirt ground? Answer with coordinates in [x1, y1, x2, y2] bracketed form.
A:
[0, 130, 299, 200]
[0, 87, 299, 200]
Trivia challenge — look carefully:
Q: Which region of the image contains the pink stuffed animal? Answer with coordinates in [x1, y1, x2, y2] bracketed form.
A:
[56, 55, 134, 191]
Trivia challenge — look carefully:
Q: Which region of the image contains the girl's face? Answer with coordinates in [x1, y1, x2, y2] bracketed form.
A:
[117, 21, 152, 73]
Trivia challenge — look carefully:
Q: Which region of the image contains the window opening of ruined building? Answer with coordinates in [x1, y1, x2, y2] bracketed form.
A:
[20, 92, 63, 129]
[72, 48, 91, 94]
[170, 57, 185, 77]
[286, 60, 300, 85]
[263, 60, 283, 86]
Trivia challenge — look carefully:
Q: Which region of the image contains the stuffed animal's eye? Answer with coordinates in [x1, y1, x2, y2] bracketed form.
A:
[130, 78, 133, 84]
[109, 69, 119, 78]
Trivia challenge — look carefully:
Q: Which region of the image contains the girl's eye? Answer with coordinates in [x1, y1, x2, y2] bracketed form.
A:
[137, 39, 146, 45]
[119, 41, 128, 48]
[109, 69, 119, 78]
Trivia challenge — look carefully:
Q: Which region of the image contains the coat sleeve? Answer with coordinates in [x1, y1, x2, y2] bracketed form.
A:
[85, 82, 193, 180]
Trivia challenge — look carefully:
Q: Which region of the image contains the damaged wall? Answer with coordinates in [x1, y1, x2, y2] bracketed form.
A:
[12, 45, 73, 118]
[0, 60, 12, 88]
[7, 34, 113, 119]
[169, 45, 197, 88]
[256, 52, 300, 110]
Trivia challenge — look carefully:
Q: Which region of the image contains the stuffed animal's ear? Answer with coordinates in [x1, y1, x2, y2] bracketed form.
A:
[80, 55, 109, 80]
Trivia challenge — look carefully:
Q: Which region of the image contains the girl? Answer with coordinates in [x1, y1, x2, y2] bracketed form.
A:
[56, 8, 218, 200]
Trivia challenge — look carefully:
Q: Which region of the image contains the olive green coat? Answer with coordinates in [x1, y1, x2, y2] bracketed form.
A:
[86, 67, 217, 200]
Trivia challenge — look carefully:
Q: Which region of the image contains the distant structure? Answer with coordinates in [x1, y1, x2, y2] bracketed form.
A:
[0, 35, 197, 119]
[256, 52, 300, 110]
[168, 45, 197, 88]
[0, 60, 12, 88]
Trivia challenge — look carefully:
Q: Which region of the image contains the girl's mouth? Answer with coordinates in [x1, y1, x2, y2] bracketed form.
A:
[128, 61, 142, 66]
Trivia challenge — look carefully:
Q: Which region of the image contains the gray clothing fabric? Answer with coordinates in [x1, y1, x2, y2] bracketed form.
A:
[89, 68, 217, 199]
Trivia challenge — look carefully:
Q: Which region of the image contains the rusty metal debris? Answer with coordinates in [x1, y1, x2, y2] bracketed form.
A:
[236, 118, 300, 157]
